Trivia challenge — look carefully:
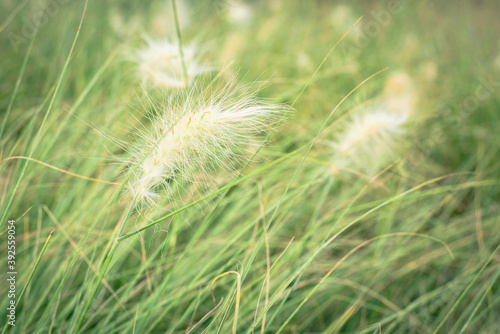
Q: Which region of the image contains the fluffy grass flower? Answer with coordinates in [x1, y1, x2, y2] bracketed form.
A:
[382, 71, 416, 116]
[331, 108, 408, 176]
[330, 72, 416, 176]
[136, 38, 207, 88]
[127, 81, 289, 205]
[226, 0, 254, 27]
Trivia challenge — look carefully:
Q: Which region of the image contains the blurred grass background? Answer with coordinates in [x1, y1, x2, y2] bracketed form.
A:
[1, 0, 500, 333]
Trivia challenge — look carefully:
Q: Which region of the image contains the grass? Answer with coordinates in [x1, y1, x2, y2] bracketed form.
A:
[1, 0, 500, 333]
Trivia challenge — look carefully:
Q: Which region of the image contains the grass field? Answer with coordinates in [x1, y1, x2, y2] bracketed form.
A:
[1, 0, 500, 333]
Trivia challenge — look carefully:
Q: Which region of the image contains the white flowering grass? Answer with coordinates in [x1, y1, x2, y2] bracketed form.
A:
[382, 71, 416, 116]
[136, 38, 207, 88]
[4, 2, 499, 333]
[127, 80, 289, 205]
[330, 72, 416, 176]
[331, 108, 408, 175]
[227, 0, 254, 26]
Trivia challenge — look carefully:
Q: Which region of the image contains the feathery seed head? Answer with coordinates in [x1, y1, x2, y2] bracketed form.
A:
[331, 108, 407, 176]
[136, 38, 207, 88]
[330, 72, 416, 176]
[128, 81, 289, 205]
[226, 0, 254, 26]
[382, 71, 416, 116]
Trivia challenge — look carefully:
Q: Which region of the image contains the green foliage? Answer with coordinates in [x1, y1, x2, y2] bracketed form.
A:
[1, 0, 499, 333]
